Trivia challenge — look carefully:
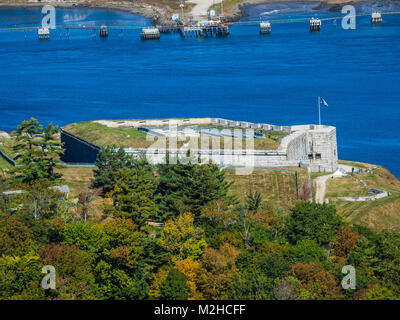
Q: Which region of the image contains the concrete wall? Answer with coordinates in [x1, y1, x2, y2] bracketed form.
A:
[60, 129, 100, 164]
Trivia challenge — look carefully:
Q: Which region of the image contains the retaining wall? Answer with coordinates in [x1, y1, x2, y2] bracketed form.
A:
[60, 129, 101, 164]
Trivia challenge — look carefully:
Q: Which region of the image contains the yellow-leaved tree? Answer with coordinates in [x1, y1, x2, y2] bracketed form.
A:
[159, 212, 207, 263]
[175, 258, 204, 300]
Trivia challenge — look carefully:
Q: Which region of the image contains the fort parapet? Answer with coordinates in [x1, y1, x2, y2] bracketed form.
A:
[61, 117, 338, 173]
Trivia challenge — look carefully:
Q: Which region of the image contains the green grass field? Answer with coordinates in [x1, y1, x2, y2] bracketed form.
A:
[226, 167, 308, 212]
[326, 166, 400, 232]
[63, 121, 288, 150]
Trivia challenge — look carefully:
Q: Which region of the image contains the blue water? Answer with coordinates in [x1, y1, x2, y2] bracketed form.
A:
[0, 2, 399, 176]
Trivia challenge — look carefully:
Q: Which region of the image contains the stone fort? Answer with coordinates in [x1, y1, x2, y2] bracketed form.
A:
[61, 117, 338, 173]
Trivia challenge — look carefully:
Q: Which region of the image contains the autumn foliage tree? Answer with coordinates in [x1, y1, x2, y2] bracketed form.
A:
[288, 262, 343, 300]
[198, 243, 240, 299]
[333, 226, 361, 259]
[159, 212, 207, 263]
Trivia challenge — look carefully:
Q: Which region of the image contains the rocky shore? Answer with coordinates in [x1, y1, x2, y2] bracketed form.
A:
[0, 0, 171, 25]
[0, 0, 370, 25]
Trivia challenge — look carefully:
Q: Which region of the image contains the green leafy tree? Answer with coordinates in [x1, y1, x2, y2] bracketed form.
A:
[285, 239, 326, 265]
[160, 269, 189, 300]
[92, 147, 151, 194]
[286, 202, 343, 245]
[0, 254, 43, 299]
[246, 189, 262, 213]
[108, 168, 159, 227]
[20, 179, 62, 220]
[40, 244, 96, 299]
[63, 221, 104, 253]
[364, 286, 398, 300]
[94, 218, 146, 300]
[159, 212, 207, 263]
[157, 162, 232, 219]
[288, 262, 342, 300]
[0, 212, 38, 256]
[11, 118, 63, 183]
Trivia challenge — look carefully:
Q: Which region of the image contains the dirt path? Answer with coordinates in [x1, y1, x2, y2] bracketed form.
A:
[189, 0, 215, 18]
[315, 173, 333, 204]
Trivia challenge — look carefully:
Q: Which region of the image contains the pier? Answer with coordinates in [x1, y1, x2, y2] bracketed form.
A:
[38, 28, 49, 40]
[141, 28, 160, 40]
[260, 22, 271, 34]
[2, 10, 400, 41]
[309, 18, 321, 32]
[99, 25, 108, 37]
[371, 12, 382, 24]
[180, 24, 229, 38]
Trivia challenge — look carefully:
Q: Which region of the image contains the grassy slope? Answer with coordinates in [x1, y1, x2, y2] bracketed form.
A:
[0, 156, 12, 170]
[0, 137, 16, 159]
[49, 160, 400, 231]
[63, 121, 287, 150]
[327, 166, 400, 232]
[57, 166, 95, 196]
[226, 167, 308, 212]
[57, 165, 307, 213]
[0, 138, 15, 170]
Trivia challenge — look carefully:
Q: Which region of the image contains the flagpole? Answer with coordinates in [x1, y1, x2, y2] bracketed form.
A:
[318, 96, 321, 125]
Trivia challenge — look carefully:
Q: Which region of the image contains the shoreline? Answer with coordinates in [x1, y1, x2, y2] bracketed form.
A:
[0, 1, 168, 25]
[0, 0, 369, 25]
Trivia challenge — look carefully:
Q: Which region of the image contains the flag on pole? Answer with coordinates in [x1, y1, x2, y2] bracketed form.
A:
[320, 97, 328, 107]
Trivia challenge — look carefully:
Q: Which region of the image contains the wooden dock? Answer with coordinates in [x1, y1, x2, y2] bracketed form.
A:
[260, 22, 271, 34]
[99, 25, 108, 37]
[371, 12, 382, 24]
[309, 18, 321, 32]
[180, 24, 229, 38]
[141, 28, 160, 40]
[38, 28, 49, 40]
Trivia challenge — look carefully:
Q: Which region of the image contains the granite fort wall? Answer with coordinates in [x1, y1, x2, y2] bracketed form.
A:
[62, 119, 338, 172]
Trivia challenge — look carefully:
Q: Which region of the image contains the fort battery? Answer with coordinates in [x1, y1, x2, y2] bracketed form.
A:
[61, 118, 338, 173]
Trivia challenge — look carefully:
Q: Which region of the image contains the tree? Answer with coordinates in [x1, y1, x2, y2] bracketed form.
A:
[160, 269, 189, 300]
[11, 118, 63, 183]
[92, 147, 151, 194]
[159, 212, 207, 263]
[40, 244, 96, 299]
[63, 221, 103, 253]
[246, 189, 262, 213]
[174, 259, 203, 300]
[100, 218, 144, 270]
[108, 168, 159, 227]
[333, 226, 361, 259]
[0, 212, 38, 256]
[200, 199, 235, 227]
[274, 277, 300, 300]
[285, 239, 326, 265]
[198, 243, 240, 299]
[288, 262, 342, 300]
[236, 205, 252, 249]
[364, 285, 398, 300]
[0, 254, 43, 299]
[20, 180, 62, 220]
[250, 203, 283, 239]
[149, 268, 170, 300]
[157, 163, 232, 219]
[77, 188, 100, 222]
[286, 202, 343, 245]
